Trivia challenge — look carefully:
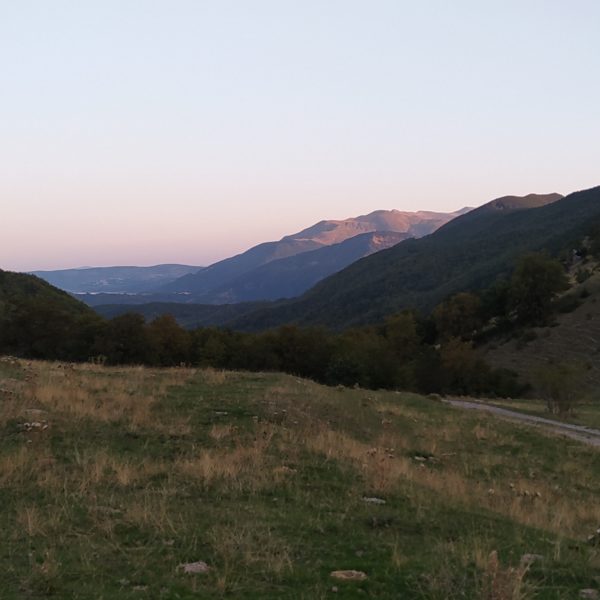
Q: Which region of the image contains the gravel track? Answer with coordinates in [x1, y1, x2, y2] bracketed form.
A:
[444, 398, 600, 447]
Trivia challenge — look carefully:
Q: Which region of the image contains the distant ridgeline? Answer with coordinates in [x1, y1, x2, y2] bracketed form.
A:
[3, 185, 600, 398]
[36, 207, 467, 306]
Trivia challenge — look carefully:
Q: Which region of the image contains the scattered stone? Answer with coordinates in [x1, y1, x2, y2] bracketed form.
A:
[178, 561, 210, 574]
[20, 421, 49, 432]
[163, 539, 175, 546]
[362, 497, 386, 505]
[133, 585, 148, 592]
[213, 411, 228, 416]
[330, 570, 368, 581]
[520, 554, 544, 566]
[579, 590, 599, 599]
[331, 586, 338, 592]
[587, 527, 600, 545]
[413, 456, 427, 462]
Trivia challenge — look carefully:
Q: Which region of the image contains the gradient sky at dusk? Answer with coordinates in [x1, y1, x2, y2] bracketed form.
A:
[2, 1, 599, 270]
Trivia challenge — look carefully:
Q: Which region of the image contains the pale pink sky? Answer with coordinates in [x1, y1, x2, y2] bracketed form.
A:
[2, 1, 599, 271]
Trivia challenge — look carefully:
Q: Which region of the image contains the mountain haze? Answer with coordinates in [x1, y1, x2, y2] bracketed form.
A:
[32, 264, 203, 294]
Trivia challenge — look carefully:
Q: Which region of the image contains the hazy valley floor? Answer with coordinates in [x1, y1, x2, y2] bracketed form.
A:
[1, 358, 599, 599]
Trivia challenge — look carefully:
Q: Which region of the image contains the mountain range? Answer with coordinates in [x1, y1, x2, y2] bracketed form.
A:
[156, 208, 470, 301]
[94, 188, 600, 331]
[34, 207, 468, 304]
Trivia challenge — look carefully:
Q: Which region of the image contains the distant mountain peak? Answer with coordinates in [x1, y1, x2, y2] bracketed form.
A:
[282, 207, 467, 247]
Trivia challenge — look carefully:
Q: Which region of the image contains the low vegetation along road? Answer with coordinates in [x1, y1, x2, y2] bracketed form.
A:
[445, 398, 600, 447]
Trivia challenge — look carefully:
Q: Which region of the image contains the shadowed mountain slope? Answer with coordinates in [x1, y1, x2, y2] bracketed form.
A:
[198, 231, 410, 303]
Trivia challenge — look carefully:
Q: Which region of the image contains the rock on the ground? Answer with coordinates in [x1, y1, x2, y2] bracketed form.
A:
[330, 570, 368, 581]
[362, 497, 386, 505]
[178, 561, 210, 574]
[520, 553, 544, 566]
[579, 590, 599, 599]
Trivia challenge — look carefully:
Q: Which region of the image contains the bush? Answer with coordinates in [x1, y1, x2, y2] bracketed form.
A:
[533, 362, 585, 414]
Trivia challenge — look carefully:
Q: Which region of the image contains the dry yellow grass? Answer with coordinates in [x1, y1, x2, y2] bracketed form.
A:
[197, 367, 228, 386]
[209, 422, 238, 441]
[11, 361, 194, 434]
[123, 488, 180, 534]
[208, 523, 293, 576]
[301, 420, 600, 536]
[479, 550, 531, 600]
[15, 505, 46, 537]
[177, 423, 277, 491]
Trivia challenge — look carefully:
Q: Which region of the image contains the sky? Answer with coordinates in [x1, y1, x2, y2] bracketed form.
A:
[1, 1, 599, 271]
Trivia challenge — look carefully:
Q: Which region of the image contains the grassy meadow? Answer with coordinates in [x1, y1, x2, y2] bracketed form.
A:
[0, 357, 599, 599]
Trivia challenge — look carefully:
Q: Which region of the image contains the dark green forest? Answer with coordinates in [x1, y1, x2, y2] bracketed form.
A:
[0, 246, 579, 398]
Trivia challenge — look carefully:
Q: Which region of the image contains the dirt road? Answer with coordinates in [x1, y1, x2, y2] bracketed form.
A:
[444, 398, 600, 448]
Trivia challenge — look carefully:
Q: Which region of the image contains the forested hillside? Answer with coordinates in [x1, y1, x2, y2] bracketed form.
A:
[0, 270, 101, 359]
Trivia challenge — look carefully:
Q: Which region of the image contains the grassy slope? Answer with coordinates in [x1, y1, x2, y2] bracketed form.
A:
[1, 359, 599, 599]
[484, 266, 600, 399]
